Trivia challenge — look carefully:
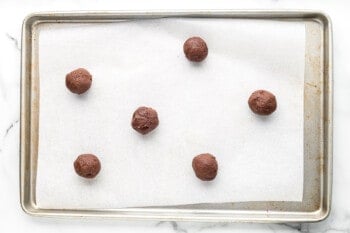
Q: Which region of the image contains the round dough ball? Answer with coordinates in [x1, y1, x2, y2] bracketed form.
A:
[66, 68, 92, 94]
[183, 37, 208, 62]
[192, 153, 218, 181]
[131, 106, 159, 135]
[248, 90, 277, 115]
[74, 154, 101, 178]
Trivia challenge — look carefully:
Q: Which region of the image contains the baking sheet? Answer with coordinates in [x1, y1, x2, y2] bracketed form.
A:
[36, 18, 305, 209]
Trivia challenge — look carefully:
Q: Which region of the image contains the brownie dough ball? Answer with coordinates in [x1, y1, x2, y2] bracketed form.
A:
[183, 37, 208, 62]
[192, 153, 218, 181]
[74, 154, 101, 179]
[66, 68, 92, 94]
[248, 90, 277, 115]
[131, 106, 159, 135]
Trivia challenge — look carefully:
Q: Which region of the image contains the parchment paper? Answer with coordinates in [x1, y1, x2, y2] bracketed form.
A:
[36, 18, 305, 209]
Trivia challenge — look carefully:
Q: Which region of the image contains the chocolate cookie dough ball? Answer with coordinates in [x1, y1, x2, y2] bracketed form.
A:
[66, 68, 92, 94]
[248, 90, 277, 115]
[192, 153, 218, 181]
[131, 106, 159, 135]
[74, 154, 101, 179]
[183, 37, 208, 62]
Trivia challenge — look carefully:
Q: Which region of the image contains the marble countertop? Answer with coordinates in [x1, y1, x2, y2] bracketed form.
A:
[0, 0, 349, 232]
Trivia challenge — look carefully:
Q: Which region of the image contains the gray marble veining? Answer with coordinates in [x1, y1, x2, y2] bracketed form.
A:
[6, 33, 20, 51]
[5, 119, 19, 138]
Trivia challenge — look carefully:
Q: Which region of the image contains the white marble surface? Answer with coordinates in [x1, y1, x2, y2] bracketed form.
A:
[0, 0, 349, 232]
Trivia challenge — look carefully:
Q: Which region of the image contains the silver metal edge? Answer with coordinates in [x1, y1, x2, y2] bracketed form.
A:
[19, 10, 333, 222]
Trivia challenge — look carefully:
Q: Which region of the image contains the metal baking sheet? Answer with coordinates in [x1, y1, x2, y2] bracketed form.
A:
[20, 10, 333, 222]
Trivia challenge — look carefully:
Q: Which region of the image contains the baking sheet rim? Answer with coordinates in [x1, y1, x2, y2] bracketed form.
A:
[20, 10, 333, 223]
